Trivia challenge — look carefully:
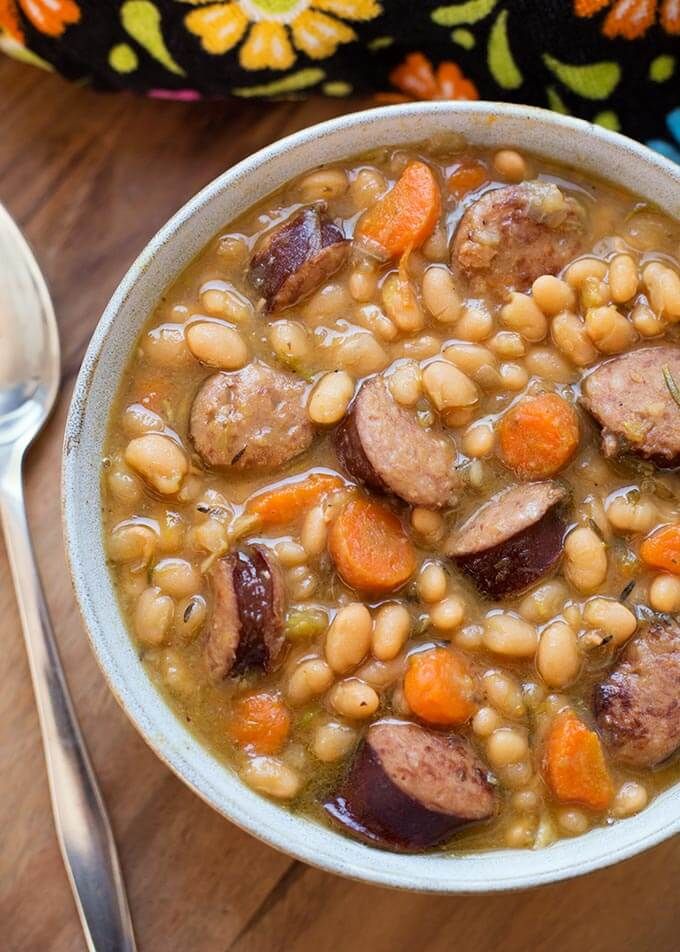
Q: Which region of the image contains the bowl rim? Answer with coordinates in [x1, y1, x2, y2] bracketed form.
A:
[62, 100, 680, 894]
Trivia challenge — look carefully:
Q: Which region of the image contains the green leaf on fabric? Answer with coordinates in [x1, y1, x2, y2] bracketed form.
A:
[432, 0, 497, 27]
[233, 68, 325, 98]
[368, 36, 394, 51]
[546, 85, 569, 114]
[109, 43, 139, 74]
[594, 110, 620, 132]
[121, 1, 185, 76]
[488, 10, 522, 90]
[649, 55, 675, 83]
[452, 28, 475, 49]
[0, 35, 53, 72]
[543, 54, 620, 101]
[323, 81, 352, 96]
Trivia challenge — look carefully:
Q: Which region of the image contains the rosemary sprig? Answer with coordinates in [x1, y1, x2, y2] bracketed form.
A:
[662, 365, 680, 409]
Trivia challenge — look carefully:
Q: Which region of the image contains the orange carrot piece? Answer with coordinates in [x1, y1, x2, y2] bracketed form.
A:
[228, 692, 291, 755]
[640, 524, 680, 575]
[247, 473, 343, 528]
[404, 648, 476, 726]
[328, 496, 416, 594]
[355, 160, 441, 259]
[447, 161, 488, 197]
[498, 392, 580, 479]
[544, 710, 613, 811]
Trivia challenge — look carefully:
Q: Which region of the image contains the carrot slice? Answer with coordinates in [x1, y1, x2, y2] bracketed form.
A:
[246, 473, 343, 528]
[640, 524, 680, 575]
[404, 648, 476, 726]
[228, 692, 291, 755]
[355, 160, 441, 259]
[544, 710, 613, 811]
[328, 496, 416, 594]
[498, 392, 580, 479]
[447, 161, 488, 197]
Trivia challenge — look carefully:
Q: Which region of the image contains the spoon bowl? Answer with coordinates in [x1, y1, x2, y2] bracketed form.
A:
[0, 203, 59, 448]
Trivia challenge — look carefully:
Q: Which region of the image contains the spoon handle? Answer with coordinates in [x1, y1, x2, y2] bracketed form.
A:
[0, 447, 137, 952]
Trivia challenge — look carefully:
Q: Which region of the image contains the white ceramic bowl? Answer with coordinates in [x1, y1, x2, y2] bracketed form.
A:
[63, 102, 680, 893]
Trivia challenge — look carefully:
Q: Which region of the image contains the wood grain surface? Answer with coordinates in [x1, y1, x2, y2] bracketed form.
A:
[0, 57, 678, 952]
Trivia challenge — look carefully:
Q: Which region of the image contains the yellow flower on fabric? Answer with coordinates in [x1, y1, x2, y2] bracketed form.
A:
[182, 0, 381, 70]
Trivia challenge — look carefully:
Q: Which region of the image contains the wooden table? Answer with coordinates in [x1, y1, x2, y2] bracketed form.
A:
[1, 56, 678, 952]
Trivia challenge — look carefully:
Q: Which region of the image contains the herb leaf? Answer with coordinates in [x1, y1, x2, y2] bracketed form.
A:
[662, 365, 680, 409]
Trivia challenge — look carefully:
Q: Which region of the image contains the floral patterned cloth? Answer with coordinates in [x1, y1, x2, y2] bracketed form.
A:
[1, 0, 678, 157]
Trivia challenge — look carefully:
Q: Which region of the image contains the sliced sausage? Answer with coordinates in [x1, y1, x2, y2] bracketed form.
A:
[334, 376, 460, 509]
[581, 345, 680, 469]
[594, 617, 680, 767]
[451, 182, 586, 299]
[249, 205, 349, 312]
[324, 721, 496, 852]
[190, 362, 313, 470]
[205, 544, 286, 680]
[445, 481, 568, 598]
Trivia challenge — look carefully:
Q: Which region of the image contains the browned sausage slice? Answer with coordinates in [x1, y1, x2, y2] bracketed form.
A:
[334, 376, 460, 508]
[594, 617, 680, 767]
[249, 205, 349, 312]
[205, 544, 286, 680]
[451, 182, 586, 298]
[324, 721, 496, 852]
[190, 362, 313, 470]
[445, 481, 568, 598]
[581, 346, 680, 469]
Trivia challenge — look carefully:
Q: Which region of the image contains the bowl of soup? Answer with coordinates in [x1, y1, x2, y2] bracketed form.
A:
[63, 102, 680, 892]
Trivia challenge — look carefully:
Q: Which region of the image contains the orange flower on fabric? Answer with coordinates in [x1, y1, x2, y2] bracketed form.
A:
[379, 52, 478, 104]
[0, 0, 80, 42]
[574, 0, 680, 38]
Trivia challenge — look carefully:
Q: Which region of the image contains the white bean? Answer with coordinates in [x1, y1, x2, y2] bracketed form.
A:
[429, 595, 465, 633]
[501, 293, 547, 342]
[649, 574, 680, 613]
[612, 781, 648, 818]
[308, 371, 354, 425]
[417, 562, 447, 603]
[422, 360, 477, 411]
[486, 728, 528, 767]
[134, 586, 173, 646]
[269, 320, 310, 364]
[582, 597, 637, 647]
[287, 658, 335, 705]
[329, 679, 379, 719]
[483, 614, 538, 658]
[125, 434, 187, 495]
[608, 254, 639, 303]
[186, 320, 248, 369]
[531, 275, 575, 316]
[519, 580, 569, 624]
[606, 492, 658, 534]
[241, 757, 301, 799]
[585, 306, 637, 354]
[301, 505, 327, 557]
[151, 558, 200, 599]
[537, 621, 580, 688]
[325, 603, 372, 674]
[564, 526, 607, 593]
[422, 266, 461, 324]
[312, 721, 357, 762]
[372, 603, 411, 661]
[483, 670, 525, 718]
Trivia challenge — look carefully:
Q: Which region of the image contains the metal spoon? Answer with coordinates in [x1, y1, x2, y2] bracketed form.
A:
[0, 203, 137, 952]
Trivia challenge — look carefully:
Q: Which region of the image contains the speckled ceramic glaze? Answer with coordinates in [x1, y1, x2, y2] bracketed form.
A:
[63, 103, 680, 893]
